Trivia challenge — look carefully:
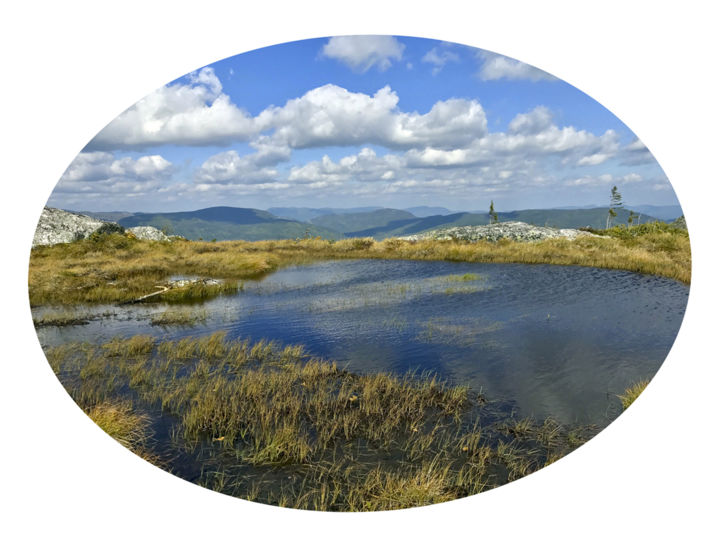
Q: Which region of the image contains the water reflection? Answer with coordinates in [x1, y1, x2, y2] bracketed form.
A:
[34, 260, 688, 426]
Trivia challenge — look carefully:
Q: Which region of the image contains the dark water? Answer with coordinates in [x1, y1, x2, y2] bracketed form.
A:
[35, 260, 688, 427]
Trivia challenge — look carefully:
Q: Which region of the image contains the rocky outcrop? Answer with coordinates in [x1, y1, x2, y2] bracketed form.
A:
[33, 207, 177, 247]
[127, 226, 170, 242]
[33, 207, 124, 247]
[399, 221, 602, 243]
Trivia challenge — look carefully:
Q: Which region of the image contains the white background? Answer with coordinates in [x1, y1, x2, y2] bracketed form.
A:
[1, 1, 718, 545]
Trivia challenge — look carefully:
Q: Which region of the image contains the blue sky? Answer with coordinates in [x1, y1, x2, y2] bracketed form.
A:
[48, 35, 677, 212]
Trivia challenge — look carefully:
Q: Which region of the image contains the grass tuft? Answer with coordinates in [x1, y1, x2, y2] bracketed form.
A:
[618, 379, 650, 410]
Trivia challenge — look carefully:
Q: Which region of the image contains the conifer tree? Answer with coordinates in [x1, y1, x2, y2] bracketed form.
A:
[489, 201, 498, 224]
[606, 186, 623, 229]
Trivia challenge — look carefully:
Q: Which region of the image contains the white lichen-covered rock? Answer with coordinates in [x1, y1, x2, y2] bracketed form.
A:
[399, 221, 601, 243]
[32, 207, 124, 247]
[127, 226, 170, 242]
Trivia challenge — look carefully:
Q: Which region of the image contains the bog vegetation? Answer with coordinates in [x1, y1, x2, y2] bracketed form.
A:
[30, 221, 685, 509]
[49, 332, 600, 510]
[28, 221, 690, 306]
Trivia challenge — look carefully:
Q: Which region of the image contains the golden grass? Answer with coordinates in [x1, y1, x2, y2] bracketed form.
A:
[46, 331, 602, 511]
[86, 400, 149, 450]
[28, 228, 690, 306]
[33, 310, 91, 327]
[618, 379, 650, 410]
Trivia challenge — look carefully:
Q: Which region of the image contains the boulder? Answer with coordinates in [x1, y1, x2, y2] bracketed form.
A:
[127, 226, 171, 242]
[32, 207, 125, 247]
[670, 216, 687, 230]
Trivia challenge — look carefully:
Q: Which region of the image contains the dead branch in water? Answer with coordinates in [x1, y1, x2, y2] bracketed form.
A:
[122, 286, 169, 304]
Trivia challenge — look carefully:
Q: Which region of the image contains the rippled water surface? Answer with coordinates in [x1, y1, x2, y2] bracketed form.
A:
[35, 260, 688, 426]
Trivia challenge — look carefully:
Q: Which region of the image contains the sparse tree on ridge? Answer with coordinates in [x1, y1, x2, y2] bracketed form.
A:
[627, 210, 638, 227]
[489, 201, 499, 224]
[606, 186, 623, 229]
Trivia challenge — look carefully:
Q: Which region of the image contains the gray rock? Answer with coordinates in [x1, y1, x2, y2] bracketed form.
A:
[32, 207, 125, 247]
[128, 226, 170, 242]
[399, 221, 602, 243]
[670, 216, 687, 230]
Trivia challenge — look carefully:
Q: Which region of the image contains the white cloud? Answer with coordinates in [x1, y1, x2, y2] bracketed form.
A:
[621, 138, 655, 165]
[258, 84, 487, 150]
[321, 35, 405, 72]
[564, 172, 647, 188]
[622, 173, 643, 183]
[289, 148, 404, 184]
[87, 68, 258, 150]
[508, 106, 554, 135]
[422, 45, 460, 75]
[194, 150, 282, 185]
[58, 151, 173, 190]
[87, 74, 488, 153]
[478, 52, 556, 81]
[196, 107, 621, 196]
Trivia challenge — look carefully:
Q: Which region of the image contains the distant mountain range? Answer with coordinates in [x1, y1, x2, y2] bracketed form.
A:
[75, 204, 674, 242]
[115, 207, 340, 241]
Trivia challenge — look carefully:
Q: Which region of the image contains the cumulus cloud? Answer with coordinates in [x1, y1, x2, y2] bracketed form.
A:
[53, 152, 175, 204]
[405, 109, 619, 168]
[508, 106, 554, 135]
[87, 72, 489, 154]
[288, 148, 404, 184]
[87, 67, 258, 150]
[196, 106, 621, 196]
[65, 68, 661, 209]
[60, 152, 173, 188]
[422, 45, 460, 75]
[564, 172, 646, 188]
[194, 150, 283, 185]
[321, 35, 405, 72]
[258, 84, 487, 150]
[620, 138, 655, 165]
[478, 52, 556, 81]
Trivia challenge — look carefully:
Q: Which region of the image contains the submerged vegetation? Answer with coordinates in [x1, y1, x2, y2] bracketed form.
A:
[33, 310, 92, 327]
[150, 308, 208, 326]
[47, 331, 598, 511]
[28, 222, 690, 306]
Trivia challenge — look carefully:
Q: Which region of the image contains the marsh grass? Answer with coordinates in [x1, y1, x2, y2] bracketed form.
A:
[46, 330, 599, 511]
[150, 308, 208, 326]
[443, 273, 483, 282]
[33, 310, 92, 327]
[86, 400, 149, 450]
[156, 281, 239, 303]
[29, 228, 690, 306]
[618, 379, 650, 410]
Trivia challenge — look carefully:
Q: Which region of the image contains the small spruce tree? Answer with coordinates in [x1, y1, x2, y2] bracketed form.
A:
[606, 186, 623, 229]
[627, 210, 638, 227]
[489, 201, 498, 224]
